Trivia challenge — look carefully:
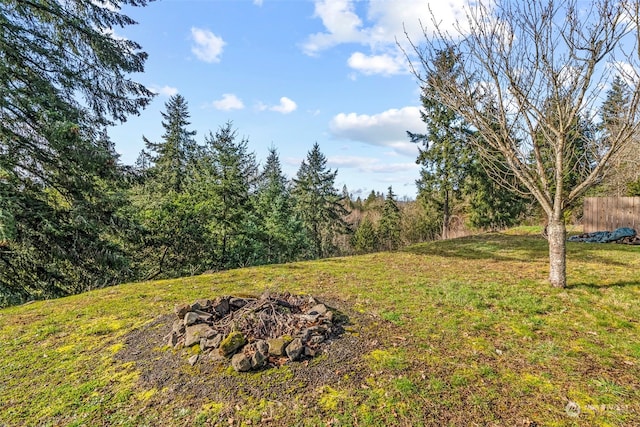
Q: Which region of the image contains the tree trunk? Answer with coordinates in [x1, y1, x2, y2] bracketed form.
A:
[442, 190, 450, 240]
[547, 220, 567, 288]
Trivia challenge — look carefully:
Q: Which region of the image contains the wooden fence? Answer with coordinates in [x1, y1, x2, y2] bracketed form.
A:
[583, 197, 640, 232]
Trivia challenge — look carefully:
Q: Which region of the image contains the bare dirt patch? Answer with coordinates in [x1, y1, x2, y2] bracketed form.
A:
[114, 296, 405, 424]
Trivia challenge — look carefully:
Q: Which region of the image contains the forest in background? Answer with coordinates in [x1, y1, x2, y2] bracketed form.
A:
[3, 0, 640, 306]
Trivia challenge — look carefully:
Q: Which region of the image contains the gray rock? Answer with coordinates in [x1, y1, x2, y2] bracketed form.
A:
[299, 328, 311, 343]
[206, 350, 227, 363]
[218, 331, 246, 356]
[304, 346, 316, 357]
[212, 297, 230, 317]
[325, 311, 334, 322]
[171, 319, 185, 334]
[251, 348, 266, 369]
[231, 352, 252, 372]
[184, 311, 199, 326]
[301, 314, 320, 323]
[165, 331, 178, 347]
[200, 334, 223, 350]
[174, 303, 191, 319]
[191, 299, 211, 311]
[285, 338, 304, 361]
[188, 354, 199, 366]
[255, 340, 269, 355]
[185, 324, 217, 347]
[307, 303, 327, 316]
[267, 337, 289, 356]
[192, 309, 213, 322]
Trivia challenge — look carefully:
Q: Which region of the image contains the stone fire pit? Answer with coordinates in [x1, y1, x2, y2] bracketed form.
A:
[165, 292, 344, 372]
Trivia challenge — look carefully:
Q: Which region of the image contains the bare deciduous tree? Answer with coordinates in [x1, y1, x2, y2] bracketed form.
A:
[403, 0, 640, 287]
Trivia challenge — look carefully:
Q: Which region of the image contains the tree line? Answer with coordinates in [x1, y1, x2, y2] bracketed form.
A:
[128, 94, 355, 279]
[0, 85, 529, 307]
[3, 0, 640, 306]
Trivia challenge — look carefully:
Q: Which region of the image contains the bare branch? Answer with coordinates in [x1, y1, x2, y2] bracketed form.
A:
[402, 0, 640, 287]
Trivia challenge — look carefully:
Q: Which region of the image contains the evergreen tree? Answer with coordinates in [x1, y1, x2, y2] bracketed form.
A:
[602, 75, 631, 133]
[465, 106, 529, 230]
[341, 185, 355, 210]
[533, 97, 598, 196]
[352, 217, 377, 254]
[464, 165, 528, 230]
[129, 95, 202, 279]
[199, 123, 258, 269]
[292, 143, 350, 258]
[363, 190, 384, 211]
[142, 94, 197, 193]
[408, 48, 474, 239]
[253, 147, 307, 264]
[598, 75, 640, 196]
[377, 186, 401, 251]
[410, 52, 527, 235]
[0, 0, 153, 305]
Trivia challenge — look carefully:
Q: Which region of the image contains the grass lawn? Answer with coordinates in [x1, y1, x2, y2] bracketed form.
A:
[1, 229, 639, 426]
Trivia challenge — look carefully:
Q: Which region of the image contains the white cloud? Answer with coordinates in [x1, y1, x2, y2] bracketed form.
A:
[102, 27, 127, 41]
[149, 85, 179, 97]
[303, 0, 473, 55]
[258, 97, 298, 114]
[347, 52, 405, 76]
[328, 155, 419, 173]
[302, 0, 479, 76]
[253, 0, 264, 5]
[329, 106, 423, 156]
[302, 0, 366, 55]
[607, 60, 639, 87]
[191, 27, 226, 63]
[272, 97, 297, 113]
[367, 0, 473, 45]
[211, 93, 244, 111]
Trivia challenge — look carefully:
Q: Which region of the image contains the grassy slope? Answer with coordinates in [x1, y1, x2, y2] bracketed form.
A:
[1, 229, 639, 426]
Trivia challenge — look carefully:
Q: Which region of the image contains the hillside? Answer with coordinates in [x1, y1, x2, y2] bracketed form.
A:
[1, 230, 639, 426]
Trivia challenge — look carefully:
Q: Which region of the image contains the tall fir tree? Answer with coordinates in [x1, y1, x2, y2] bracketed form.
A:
[129, 95, 202, 279]
[377, 186, 402, 251]
[408, 48, 474, 239]
[597, 75, 640, 196]
[464, 164, 528, 230]
[199, 123, 258, 269]
[465, 105, 529, 230]
[0, 0, 153, 305]
[352, 216, 377, 254]
[253, 147, 308, 264]
[292, 143, 350, 259]
[142, 94, 197, 193]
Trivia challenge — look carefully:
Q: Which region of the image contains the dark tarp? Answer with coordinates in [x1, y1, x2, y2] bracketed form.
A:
[568, 227, 637, 243]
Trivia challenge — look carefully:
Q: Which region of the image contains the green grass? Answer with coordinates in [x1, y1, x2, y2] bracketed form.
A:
[1, 231, 639, 426]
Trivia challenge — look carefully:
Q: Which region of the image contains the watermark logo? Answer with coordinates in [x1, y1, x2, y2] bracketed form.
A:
[565, 401, 581, 418]
[565, 401, 639, 417]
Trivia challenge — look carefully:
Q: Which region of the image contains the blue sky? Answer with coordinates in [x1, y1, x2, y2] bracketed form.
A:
[108, 0, 470, 199]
